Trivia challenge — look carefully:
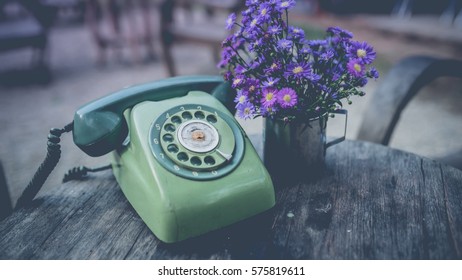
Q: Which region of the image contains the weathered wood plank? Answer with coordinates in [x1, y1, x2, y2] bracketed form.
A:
[440, 165, 462, 257]
[0, 172, 143, 259]
[1, 140, 461, 259]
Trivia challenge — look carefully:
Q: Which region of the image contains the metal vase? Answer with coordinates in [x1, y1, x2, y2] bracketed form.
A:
[263, 110, 347, 179]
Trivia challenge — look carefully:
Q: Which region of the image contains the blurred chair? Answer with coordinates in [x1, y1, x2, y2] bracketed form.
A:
[0, 0, 56, 83]
[392, 0, 413, 18]
[440, 0, 462, 26]
[160, 0, 244, 76]
[0, 160, 12, 221]
[357, 55, 462, 170]
[85, 0, 157, 65]
[393, 0, 462, 26]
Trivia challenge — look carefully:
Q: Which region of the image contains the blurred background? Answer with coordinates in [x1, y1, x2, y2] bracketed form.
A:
[0, 0, 461, 208]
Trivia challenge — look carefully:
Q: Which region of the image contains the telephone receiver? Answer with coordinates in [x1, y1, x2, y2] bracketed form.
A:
[69, 75, 275, 243]
[73, 76, 235, 157]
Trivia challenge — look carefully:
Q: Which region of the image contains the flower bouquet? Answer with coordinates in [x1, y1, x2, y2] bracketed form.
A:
[218, 0, 379, 174]
[218, 0, 378, 122]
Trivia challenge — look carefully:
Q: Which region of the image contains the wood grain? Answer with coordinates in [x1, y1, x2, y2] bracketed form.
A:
[1, 140, 461, 259]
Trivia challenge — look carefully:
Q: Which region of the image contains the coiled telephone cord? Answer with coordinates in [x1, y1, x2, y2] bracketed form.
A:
[15, 123, 74, 210]
[62, 164, 112, 183]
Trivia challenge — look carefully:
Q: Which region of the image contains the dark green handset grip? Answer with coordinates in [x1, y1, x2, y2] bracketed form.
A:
[73, 76, 235, 157]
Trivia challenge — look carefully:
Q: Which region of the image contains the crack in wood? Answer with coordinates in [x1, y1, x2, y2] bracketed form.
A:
[439, 164, 460, 258]
[418, 159, 430, 259]
[123, 227, 146, 260]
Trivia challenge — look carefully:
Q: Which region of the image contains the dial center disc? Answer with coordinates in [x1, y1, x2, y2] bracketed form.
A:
[177, 120, 219, 153]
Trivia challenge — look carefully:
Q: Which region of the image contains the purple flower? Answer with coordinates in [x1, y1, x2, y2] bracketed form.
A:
[288, 26, 305, 40]
[262, 77, 280, 88]
[261, 87, 278, 107]
[326, 26, 353, 39]
[300, 47, 312, 55]
[243, 78, 260, 94]
[221, 35, 233, 48]
[331, 63, 345, 81]
[223, 71, 233, 81]
[277, 0, 296, 11]
[232, 36, 245, 49]
[265, 61, 282, 74]
[236, 101, 255, 120]
[347, 59, 366, 78]
[285, 62, 320, 82]
[368, 67, 380, 79]
[217, 59, 227, 69]
[232, 75, 245, 88]
[235, 65, 247, 74]
[260, 105, 278, 117]
[248, 38, 264, 52]
[320, 49, 335, 61]
[234, 90, 248, 107]
[356, 77, 368, 87]
[226, 13, 236, 30]
[217, 49, 231, 68]
[277, 39, 293, 50]
[268, 25, 282, 35]
[240, 10, 252, 26]
[245, 0, 259, 7]
[249, 58, 262, 70]
[308, 39, 326, 51]
[348, 41, 376, 64]
[277, 87, 298, 108]
[247, 16, 262, 32]
[258, 3, 272, 21]
[285, 62, 309, 79]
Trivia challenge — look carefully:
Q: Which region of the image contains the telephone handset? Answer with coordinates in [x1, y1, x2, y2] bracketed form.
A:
[73, 76, 233, 157]
[71, 76, 275, 243]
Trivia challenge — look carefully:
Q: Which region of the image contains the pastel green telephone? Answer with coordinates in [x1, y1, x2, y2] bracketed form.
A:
[20, 76, 275, 243]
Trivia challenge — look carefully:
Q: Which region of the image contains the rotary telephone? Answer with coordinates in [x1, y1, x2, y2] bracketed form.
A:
[19, 76, 275, 243]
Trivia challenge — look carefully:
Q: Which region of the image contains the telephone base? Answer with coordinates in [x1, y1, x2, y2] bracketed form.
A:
[111, 91, 275, 243]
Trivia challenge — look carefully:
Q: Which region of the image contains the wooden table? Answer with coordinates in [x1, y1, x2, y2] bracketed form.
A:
[1, 140, 461, 259]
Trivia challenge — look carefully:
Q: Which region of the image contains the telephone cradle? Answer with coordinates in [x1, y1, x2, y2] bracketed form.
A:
[72, 76, 275, 243]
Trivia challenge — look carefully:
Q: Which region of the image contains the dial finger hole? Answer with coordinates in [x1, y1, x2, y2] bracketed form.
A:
[190, 156, 202, 166]
[194, 111, 205, 119]
[167, 144, 179, 153]
[177, 152, 189, 162]
[164, 124, 175, 132]
[206, 115, 217, 123]
[171, 116, 182, 124]
[204, 156, 216, 165]
[182, 112, 192, 120]
[162, 133, 174, 143]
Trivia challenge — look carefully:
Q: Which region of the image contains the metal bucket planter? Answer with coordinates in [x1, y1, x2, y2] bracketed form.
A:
[263, 110, 347, 180]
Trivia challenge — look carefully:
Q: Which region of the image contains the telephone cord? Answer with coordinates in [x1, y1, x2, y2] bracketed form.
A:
[62, 164, 112, 183]
[15, 122, 74, 210]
